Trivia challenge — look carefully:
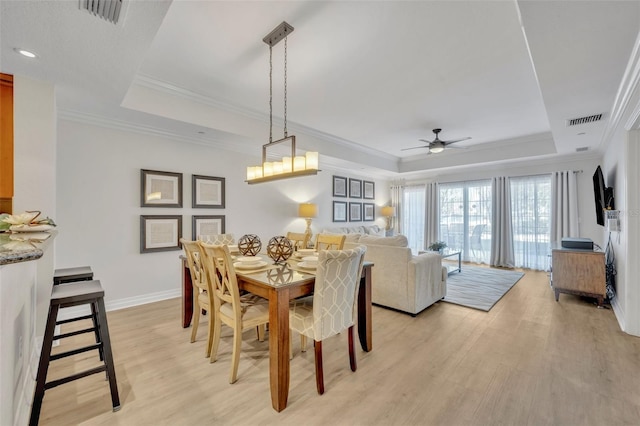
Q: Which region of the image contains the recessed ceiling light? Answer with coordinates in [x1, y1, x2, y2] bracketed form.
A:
[14, 48, 37, 58]
[577, 132, 586, 136]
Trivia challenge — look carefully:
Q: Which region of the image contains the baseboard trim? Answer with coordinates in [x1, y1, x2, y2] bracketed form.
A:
[57, 289, 181, 322]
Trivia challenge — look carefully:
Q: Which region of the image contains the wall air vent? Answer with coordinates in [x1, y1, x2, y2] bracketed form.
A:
[80, 0, 122, 24]
[566, 113, 603, 127]
[576, 147, 589, 152]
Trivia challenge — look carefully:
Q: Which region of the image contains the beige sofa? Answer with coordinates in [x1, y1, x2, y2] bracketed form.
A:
[340, 234, 447, 315]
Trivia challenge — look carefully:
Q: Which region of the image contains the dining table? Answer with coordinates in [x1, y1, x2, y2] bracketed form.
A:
[179, 253, 374, 412]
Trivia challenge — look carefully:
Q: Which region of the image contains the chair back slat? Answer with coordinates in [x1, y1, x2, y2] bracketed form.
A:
[315, 234, 346, 250]
[286, 232, 310, 250]
[181, 239, 209, 292]
[198, 242, 242, 318]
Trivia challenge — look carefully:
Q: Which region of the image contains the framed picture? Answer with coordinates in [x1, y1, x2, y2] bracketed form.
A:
[363, 181, 375, 200]
[363, 203, 375, 221]
[349, 202, 362, 222]
[333, 175, 347, 197]
[349, 178, 362, 198]
[333, 201, 347, 222]
[192, 215, 225, 240]
[140, 215, 182, 253]
[192, 175, 225, 208]
[141, 169, 183, 207]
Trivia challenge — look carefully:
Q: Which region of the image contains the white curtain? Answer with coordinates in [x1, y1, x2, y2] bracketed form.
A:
[510, 175, 552, 270]
[390, 181, 403, 234]
[551, 171, 579, 242]
[402, 185, 426, 254]
[424, 182, 439, 248]
[490, 176, 515, 267]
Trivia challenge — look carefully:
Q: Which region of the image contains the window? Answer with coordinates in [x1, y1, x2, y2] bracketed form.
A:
[510, 175, 551, 270]
[439, 180, 492, 263]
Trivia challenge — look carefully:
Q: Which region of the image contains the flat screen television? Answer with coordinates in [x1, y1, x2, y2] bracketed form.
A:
[593, 166, 606, 226]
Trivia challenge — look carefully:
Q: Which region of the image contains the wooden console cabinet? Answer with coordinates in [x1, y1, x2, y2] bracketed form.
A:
[551, 246, 605, 307]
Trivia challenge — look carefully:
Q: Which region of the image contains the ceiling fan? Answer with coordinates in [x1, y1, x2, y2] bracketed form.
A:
[402, 128, 471, 154]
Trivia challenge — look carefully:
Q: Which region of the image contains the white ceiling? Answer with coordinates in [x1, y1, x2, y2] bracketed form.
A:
[1, 0, 639, 178]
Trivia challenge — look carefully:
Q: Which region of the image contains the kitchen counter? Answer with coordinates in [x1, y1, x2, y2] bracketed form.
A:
[0, 230, 56, 426]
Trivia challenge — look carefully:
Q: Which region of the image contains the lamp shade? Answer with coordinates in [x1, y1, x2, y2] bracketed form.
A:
[381, 206, 396, 217]
[298, 203, 318, 218]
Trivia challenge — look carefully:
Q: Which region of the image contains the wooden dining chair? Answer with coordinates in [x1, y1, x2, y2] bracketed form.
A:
[286, 231, 310, 250]
[181, 239, 215, 357]
[315, 234, 346, 250]
[289, 245, 366, 394]
[198, 242, 270, 384]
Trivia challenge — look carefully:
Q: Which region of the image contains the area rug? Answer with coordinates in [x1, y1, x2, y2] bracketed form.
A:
[442, 266, 524, 311]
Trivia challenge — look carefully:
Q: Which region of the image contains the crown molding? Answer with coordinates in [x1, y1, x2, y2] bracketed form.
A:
[58, 109, 255, 156]
[605, 31, 640, 138]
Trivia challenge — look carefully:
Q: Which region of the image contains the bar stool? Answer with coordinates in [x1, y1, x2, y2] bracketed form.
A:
[53, 266, 101, 359]
[53, 266, 93, 284]
[29, 280, 120, 426]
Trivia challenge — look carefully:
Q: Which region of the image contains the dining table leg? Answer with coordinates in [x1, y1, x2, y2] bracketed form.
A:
[268, 286, 291, 412]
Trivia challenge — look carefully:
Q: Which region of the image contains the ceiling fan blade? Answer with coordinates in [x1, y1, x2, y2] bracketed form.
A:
[401, 146, 431, 151]
[445, 145, 467, 149]
[442, 137, 472, 145]
[418, 139, 434, 143]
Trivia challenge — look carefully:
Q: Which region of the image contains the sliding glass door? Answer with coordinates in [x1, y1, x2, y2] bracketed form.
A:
[439, 180, 492, 263]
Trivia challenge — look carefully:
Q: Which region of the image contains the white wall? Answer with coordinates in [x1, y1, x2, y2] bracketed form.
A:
[5, 76, 57, 426]
[13, 75, 56, 222]
[56, 119, 389, 308]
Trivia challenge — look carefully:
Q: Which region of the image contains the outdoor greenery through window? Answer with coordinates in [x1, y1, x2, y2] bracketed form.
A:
[401, 174, 552, 270]
[439, 180, 492, 263]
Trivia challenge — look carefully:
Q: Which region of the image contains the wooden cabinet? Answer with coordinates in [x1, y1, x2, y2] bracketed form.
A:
[551, 247, 605, 307]
[0, 73, 13, 213]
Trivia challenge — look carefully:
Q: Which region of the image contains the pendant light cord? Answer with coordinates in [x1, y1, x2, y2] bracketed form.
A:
[269, 44, 273, 143]
[283, 36, 288, 138]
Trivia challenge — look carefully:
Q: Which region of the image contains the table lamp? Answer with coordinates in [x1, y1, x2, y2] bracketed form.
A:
[381, 205, 396, 231]
[298, 203, 318, 245]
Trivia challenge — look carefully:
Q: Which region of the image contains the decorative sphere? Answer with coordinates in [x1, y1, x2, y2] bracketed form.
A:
[267, 236, 294, 263]
[238, 234, 262, 256]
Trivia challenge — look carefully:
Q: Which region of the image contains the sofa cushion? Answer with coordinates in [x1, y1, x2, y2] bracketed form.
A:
[358, 234, 408, 247]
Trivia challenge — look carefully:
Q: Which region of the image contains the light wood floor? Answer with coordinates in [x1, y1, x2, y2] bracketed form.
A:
[40, 269, 640, 425]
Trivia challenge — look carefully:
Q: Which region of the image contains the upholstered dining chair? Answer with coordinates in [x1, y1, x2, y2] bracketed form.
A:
[286, 231, 310, 250]
[198, 233, 235, 246]
[315, 234, 346, 250]
[180, 239, 215, 357]
[289, 245, 366, 394]
[198, 242, 270, 384]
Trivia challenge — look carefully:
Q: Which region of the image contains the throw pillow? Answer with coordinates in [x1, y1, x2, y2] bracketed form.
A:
[358, 234, 408, 247]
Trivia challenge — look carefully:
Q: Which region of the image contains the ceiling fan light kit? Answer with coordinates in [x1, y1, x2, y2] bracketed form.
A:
[403, 128, 471, 154]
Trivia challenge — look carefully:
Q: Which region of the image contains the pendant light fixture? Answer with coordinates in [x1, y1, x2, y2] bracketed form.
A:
[246, 21, 319, 184]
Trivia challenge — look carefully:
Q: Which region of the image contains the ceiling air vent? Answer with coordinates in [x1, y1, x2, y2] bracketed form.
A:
[80, 0, 122, 24]
[576, 147, 589, 152]
[566, 113, 603, 127]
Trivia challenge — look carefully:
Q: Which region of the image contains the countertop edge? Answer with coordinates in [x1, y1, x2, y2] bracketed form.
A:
[0, 231, 57, 266]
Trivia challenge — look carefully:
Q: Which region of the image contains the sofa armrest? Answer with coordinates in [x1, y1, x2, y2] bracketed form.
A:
[408, 252, 447, 311]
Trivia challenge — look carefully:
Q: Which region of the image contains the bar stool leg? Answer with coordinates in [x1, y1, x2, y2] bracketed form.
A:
[30, 303, 60, 426]
[96, 297, 121, 411]
[91, 301, 104, 361]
